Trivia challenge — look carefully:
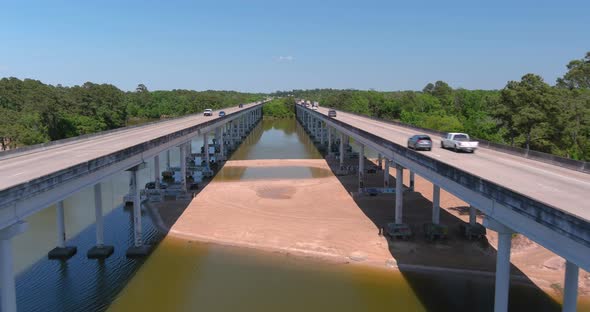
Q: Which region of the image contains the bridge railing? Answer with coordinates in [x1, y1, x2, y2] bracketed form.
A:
[301, 105, 590, 253]
[0, 101, 265, 161]
[326, 108, 589, 173]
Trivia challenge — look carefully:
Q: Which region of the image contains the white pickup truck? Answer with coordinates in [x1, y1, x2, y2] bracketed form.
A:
[441, 133, 478, 153]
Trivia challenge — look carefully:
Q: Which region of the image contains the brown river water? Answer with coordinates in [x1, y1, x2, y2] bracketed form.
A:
[12, 119, 587, 311]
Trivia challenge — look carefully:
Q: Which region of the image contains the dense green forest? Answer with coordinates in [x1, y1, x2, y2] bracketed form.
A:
[273, 52, 590, 161]
[0, 80, 262, 149]
[1, 52, 588, 160]
[262, 98, 295, 118]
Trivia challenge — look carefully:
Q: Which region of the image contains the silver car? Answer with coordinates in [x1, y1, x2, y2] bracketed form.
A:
[407, 135, 432, 151]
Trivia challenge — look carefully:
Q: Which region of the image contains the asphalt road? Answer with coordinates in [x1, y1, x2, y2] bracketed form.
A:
[316, 107, 590, 222]
[0, 103, 258, 192]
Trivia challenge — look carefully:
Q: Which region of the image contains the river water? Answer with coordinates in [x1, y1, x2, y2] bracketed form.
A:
[13, 119, 584, 311]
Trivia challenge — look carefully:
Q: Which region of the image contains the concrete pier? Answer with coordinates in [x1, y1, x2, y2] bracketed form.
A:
[358, 144, 365, 192]
[384, 158, 390, 187]
[395, 165, 403, 224]
[48, 201, 77, 260]
[0, 221, 27, 312]
[432, 185, 440, 224]
[126, 165, 151, 257]
[563, 260, 579, 312]
[87, 182, 114, 259]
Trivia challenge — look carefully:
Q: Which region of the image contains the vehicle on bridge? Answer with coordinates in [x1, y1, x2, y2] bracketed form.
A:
[203, 109, 213, 116]
[219, 111, 226, 117]
[407, 134, 432, 151]
[328, 109, 337, 117]
[441, 133, 478, 153]
[239, 103, 244, 108]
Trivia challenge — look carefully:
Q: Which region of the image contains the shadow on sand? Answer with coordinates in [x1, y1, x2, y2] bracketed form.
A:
[321, 149, 563, 312]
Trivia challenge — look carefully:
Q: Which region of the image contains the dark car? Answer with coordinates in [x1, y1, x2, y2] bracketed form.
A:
[219, 111, 226, 117]
[328, 109, 337, 118]
[238, 103, 244, 108]
[407, 134, 432, 151]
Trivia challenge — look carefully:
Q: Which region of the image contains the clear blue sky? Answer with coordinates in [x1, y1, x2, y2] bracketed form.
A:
[0, 0, 588, 92]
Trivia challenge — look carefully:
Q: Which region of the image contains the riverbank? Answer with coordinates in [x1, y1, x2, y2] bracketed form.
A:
[151, 156, 589, 308]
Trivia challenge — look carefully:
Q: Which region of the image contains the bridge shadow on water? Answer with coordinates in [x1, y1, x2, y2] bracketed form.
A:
[323, 155, 563, 312]
[14, 204, 165, 312]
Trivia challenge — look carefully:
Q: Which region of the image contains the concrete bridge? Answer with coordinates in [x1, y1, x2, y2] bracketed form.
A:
[0, 102, 264, 312]
[296, 104, 590, 312]
[0, 99, 588, 312]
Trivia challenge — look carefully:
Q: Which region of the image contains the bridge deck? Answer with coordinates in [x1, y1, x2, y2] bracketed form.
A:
[0, 104, 256, 192]
[317, 107, 590, 222]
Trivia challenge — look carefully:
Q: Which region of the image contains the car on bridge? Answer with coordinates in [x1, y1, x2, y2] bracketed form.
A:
[238, 103, 244, 108]
[328, 109, 337, 118]
[203, 109, 213, 116]
[407, 134, 432, 151]
[219, 111, 226, 117]
[441, 133, 478, 153]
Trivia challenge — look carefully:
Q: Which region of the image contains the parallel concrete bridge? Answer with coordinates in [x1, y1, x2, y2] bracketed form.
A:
[296, 104, 590, 312]
[0, 100, 588, 312]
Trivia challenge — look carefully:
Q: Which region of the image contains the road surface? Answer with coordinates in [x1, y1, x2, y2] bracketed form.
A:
[316, 107, 590, 222]
[0, 103, 258, 192]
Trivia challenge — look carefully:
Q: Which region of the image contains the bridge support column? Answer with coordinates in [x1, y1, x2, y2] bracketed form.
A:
[88, 183, 114, 259]
[237, 118, 242, 140]
[204, 132, 210, 170]
[165, 149, 171, 169]
[395, 165, 404, 224]
[469, 205, 477, 225]
[320, 122, 325, 146]
[0, 221, 28, 312]
[327, 127, 332, 155]
[126, 165, 151, 257]
[358, 144, 365, 192]
[180, 144, 187, 192]
[563, 260, 579, 312]
[48, 201, 77, 260]
[409, 171, 415, 191]
[483, 217, 514, 312]
[219, 126, 225, 161]
[384, 159, 390, 188]
[339, 133, 344, 168]
[154, 155, 160, 189]
[432, 185, 440, 224]
[378, 154, 382, 169]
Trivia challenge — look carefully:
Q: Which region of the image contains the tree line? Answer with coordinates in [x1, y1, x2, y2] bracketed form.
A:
[0, 80, 263, 149]
[273, 52, 590, 161]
